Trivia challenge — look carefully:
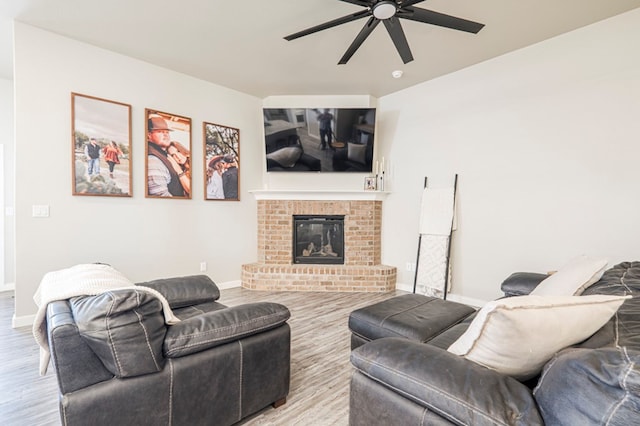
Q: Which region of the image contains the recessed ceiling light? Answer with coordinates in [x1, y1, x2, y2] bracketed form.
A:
[392, 70, 403, 79]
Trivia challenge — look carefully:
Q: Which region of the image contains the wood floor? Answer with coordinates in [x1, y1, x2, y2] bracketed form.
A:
[0, 288, 405, 425]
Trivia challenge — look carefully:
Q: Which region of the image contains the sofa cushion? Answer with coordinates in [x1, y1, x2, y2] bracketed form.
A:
[447, 294, 629, 380]
[137, 275, 220, 308]
[530, 255, 608, 296]
[500, 272, 549, 297]
[348, 294, 476, 345]
[71, 289, 167, 377]
[533, 347, 640, 425]
[164, 302, 290, 357]
[579, 261, 640, 350]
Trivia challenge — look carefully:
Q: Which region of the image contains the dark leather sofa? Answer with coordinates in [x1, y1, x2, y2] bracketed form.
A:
[45, 275, 291, 426]
[348, 261, 640, 425]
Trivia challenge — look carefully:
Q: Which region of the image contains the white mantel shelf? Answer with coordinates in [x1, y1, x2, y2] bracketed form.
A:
[249, 189, 390, 201]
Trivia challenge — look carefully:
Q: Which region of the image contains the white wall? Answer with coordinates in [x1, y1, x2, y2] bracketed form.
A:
[13, 23, 263, 322]
[0, 77, 14, 290]
[379, 9, 640, 301]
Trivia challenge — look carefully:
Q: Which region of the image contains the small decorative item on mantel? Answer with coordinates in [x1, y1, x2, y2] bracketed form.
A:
[376, 157, 385, 191]
[364, 177, 377, 191]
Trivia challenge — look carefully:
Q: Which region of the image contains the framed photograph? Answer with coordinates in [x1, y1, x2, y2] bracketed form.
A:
[364, 177, 377, 191]
[145, 109, 192, 199]
[71, 93, 132, 196]
[203, 122, 240, 201]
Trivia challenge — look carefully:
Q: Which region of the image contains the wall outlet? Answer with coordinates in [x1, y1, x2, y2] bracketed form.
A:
[199, 262, 207, 272]
[405, 262, 416, 272]
[32, 205, 50, 218]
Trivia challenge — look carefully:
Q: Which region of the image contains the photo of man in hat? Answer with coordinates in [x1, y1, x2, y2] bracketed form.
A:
[145, 110, 191, 198]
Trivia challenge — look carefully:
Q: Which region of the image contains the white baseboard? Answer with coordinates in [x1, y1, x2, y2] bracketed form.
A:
[446, 293, 486, 308]
[0, 282, 15, 293]
[2, 285, 35, 328]
[12, 313, 35, 329]
[395, 282, 486, 308]
[396, 282, 413, 292]
[217, 280, 241, 290]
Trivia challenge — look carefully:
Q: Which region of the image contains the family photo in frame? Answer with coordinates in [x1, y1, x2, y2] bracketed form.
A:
[71, 93, 132, 196]
[204, 122, 240, 201]
[145, 109, 192, 199]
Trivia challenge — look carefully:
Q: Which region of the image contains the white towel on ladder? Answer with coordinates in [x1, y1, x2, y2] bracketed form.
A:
[419, 187, 455, 236]
[416, 186, 456, 298]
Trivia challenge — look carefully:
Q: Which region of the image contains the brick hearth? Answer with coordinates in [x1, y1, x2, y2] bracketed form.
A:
[242, 195, 396, 292]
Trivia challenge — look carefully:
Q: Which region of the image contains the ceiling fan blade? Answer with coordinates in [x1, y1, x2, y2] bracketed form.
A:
[338, 17, 380, 64]
[284, 9, 371, 41]
[399, 0, 426, 6]
[383, 17, 413, 64]
[398, 6, 485, 34]
[338, 0, 373, 7]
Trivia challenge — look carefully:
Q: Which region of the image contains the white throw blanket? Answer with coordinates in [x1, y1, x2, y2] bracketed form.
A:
[416, 234, 451, 298]
[419, 187, 456, 236]
[32, 263, 180, 375]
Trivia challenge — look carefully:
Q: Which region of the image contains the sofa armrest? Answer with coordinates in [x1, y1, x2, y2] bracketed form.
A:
[163, 302, 290, 358]
[137, 275, 220, 308]
[500, 272, 548, 297]
[47, 301, 114, 393]
[351, 338, 543, 426]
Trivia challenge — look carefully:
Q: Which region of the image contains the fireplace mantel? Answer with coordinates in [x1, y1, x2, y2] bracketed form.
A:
[250, 189, 389, 201]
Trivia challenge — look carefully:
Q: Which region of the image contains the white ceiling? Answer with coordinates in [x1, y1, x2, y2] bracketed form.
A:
[1, 0, 639, 98]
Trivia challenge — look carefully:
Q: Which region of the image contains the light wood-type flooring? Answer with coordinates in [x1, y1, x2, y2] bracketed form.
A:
[0, 287, 406, 425]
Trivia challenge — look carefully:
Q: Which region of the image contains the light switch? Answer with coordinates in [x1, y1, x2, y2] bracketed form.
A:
[32, 205, 50, 218]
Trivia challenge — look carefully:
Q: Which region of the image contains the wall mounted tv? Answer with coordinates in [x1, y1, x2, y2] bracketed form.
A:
[263, 108, 376, 172]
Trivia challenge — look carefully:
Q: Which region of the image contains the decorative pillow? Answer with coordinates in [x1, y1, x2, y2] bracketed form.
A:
[531, 255, 608, 296]
[533, 347, 640, 425]
[266, 146, 302, 168]
[447, 294, 629, 380]
[347, 142, 367, 165]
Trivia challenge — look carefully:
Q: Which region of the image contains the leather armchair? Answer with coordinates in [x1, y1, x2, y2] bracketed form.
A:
[46, 275, 291, 426]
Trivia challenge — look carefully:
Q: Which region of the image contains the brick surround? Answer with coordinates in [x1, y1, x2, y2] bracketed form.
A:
[242, 198, 397, 292]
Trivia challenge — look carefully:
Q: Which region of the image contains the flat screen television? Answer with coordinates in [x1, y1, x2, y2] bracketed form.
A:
[263, 108, 376, 172]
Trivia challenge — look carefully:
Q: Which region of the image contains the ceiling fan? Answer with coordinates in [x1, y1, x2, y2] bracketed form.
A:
[284, 0, 484, 65]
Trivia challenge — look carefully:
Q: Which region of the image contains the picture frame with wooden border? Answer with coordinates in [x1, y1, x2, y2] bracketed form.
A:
[71, 93, 132, 196]
[203, 121, 240, 201]
[145, 109, 192, 199]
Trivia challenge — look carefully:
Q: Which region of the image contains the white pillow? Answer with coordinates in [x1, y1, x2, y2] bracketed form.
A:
[347, 142, 367, 165]
[531, 255, 608, 296]
[447, 294, 629, 380]
[266, 146, 303, 168]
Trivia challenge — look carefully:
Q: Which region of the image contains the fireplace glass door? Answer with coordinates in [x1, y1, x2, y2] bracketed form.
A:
[293, 215, 344, 265]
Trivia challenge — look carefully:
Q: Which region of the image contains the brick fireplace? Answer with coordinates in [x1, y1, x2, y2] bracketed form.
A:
[242, 191, 397, 292]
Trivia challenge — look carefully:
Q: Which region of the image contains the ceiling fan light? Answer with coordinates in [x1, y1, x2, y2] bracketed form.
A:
[373, 2, 397, 20]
